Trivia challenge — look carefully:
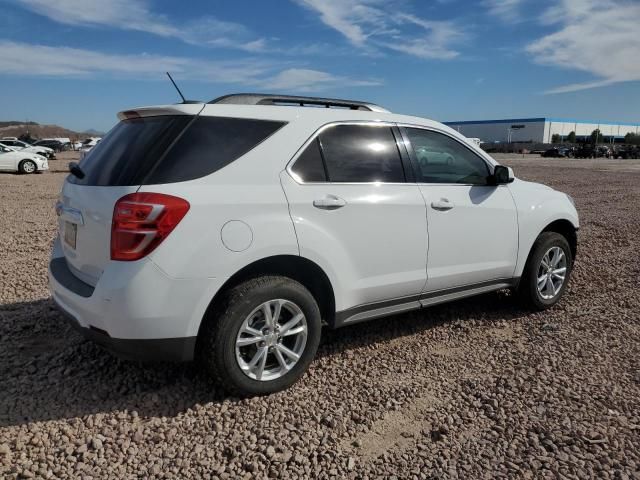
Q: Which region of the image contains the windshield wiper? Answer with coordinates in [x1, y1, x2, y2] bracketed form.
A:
[68, 162, 85, 180]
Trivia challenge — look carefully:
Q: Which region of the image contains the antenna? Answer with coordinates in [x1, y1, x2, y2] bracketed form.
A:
[165, 72, 200, 104]
[166, 72, 186, 102]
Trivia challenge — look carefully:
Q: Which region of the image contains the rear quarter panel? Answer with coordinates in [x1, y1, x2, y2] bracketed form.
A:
[139, 121, 317, 281]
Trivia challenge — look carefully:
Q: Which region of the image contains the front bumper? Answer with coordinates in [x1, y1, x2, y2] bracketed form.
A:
[48, 238, 222, 362]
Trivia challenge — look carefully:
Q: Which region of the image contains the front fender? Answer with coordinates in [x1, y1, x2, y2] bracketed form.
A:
[509, 180, 579, 277]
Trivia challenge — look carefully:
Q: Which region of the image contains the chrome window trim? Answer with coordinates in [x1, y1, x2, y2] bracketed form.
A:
[285, 120, 502, 187]
[285, 120, 409, 186]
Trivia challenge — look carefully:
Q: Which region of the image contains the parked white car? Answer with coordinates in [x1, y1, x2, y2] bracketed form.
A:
[0, 138, 54, 158]
[0, 144, 48, 173]
[49, 94, 578, 395]
[79, 137, 101, 160]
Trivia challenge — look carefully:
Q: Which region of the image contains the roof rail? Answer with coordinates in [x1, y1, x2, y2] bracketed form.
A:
[208, 93, 390, 113]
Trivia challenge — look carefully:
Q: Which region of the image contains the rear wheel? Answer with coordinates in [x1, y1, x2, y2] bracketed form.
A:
[518, 232, 573, 310]
[19, 160, 37, 174]
[198, 276, 321, 396]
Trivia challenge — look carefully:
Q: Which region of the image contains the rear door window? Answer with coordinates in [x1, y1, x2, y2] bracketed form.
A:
[290, 138, 327, 182]
[70, 116, 285, 186]
[319, 124, 405, 183]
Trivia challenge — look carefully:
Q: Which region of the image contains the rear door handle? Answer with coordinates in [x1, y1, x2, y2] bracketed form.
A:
[431, 198, 454, 211]
[313, 195, 346, 210]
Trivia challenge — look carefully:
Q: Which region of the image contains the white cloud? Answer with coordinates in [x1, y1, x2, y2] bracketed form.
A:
[293, 0, 465, 59]
[258, 68, 381, 92]
[483, 0, 524, 23]
[10, 0, 266, 51]
[0, 40, 379, 92]
[526, 0, 640, 94]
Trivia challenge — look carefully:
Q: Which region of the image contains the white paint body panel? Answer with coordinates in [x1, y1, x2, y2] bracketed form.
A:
[281, 173, 428, 311]
[0, 147, 48, 172]
[48, 102, 579, 343]
[420, 184, 518, 291]
[59, 183, 138, 285]
[507, 179, 579, 277]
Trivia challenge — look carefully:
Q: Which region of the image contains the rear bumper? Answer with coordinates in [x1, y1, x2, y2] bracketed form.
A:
[54, 297, 196, 361]
[48, 237, 224, 362]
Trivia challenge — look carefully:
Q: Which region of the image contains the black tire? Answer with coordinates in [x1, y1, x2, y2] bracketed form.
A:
[18, 160, 37, 174]
[518, 232, 573, 310]
[198, 276, 322, 396]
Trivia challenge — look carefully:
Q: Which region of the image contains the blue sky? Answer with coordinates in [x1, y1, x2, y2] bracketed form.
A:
[1, 0, 639, 132]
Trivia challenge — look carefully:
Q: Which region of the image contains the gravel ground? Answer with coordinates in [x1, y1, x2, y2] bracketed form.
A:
[1, 153, 639, 479]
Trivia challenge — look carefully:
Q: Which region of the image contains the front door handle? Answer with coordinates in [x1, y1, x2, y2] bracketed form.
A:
[431, 198, 454, 211]
[313, 195, 346, 210]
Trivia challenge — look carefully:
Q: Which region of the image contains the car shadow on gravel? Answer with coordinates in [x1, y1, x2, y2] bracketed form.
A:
[0, 292, 530, 427]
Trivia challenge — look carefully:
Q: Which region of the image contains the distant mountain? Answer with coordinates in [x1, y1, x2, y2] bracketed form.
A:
[0, 121, 101, 140]
[82, 128, 106, 136]
[0, 121, 39, 128]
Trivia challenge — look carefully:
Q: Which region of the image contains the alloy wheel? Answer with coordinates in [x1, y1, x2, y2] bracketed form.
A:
[537, 246, 567, 300]
[235, 299, 308, 381]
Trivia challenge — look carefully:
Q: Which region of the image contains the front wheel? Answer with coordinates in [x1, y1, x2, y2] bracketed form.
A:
[19, 160, 37, 174]
[198, 276, 322, 396]
[518, 232, 573, 310]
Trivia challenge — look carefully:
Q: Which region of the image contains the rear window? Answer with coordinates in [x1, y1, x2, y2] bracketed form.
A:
[69, 115, 285, 186]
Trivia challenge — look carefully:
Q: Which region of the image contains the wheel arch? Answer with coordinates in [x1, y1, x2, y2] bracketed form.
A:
[198, 255, 336, 339]
[18, 158, 36, 173]
[541, 218, 577, 260]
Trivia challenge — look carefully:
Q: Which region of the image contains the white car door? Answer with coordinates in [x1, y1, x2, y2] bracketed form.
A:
[0, 146, 18, 171]
[400, 126, 519, 293]
[281, 123, 428, 320]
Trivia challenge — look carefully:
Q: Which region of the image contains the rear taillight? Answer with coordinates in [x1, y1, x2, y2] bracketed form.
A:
[111, 193, 190, 261]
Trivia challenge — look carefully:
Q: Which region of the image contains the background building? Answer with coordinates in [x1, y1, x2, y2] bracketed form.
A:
[444, 118, 640, 143]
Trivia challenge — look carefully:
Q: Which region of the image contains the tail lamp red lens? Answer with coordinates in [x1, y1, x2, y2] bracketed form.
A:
[111, 193, 190, 261]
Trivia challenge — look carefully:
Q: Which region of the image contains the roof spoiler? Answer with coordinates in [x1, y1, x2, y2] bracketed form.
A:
[117, 104, 205, 121]
[209, 93, 390, 113]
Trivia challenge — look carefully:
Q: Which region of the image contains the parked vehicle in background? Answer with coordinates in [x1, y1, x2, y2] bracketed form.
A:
[542, 147, 574, 158]
[612, 146, 640, 159]
[574, 145, 594, 158]
[48, 94, 579, 396]
[79, 137, 102, 160]
[80, 137, 101, 150]
[0, 144, 48, 173]
[574, 144, 611, 159]
[33, 139, 65, 152]
[0, 138, 55, 158]
[38, 138, 73, 151]
[596, 146, 612, 158]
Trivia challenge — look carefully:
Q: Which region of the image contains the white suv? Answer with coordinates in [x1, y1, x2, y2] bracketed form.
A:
[49, 94, 579, 395]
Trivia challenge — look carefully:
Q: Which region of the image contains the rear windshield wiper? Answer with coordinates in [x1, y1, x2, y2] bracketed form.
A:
[68, 162, 85, 180]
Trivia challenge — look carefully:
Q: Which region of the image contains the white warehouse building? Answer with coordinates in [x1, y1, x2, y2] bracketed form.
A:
[444, 117, 640, 144]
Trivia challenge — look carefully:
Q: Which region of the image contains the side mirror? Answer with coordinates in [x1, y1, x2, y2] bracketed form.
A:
[490, 165, 514, 185]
